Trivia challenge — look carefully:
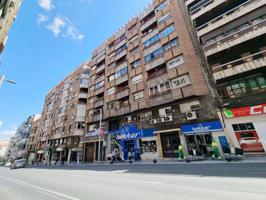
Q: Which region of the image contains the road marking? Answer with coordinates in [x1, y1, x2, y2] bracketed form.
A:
[2, 177, 82, 200]
[127, 180, 163, 185]
[111, 170, 129, 173]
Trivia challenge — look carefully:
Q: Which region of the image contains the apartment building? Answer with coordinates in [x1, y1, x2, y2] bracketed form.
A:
[36, 64, 90, 164]
[5, 115, 38, 161]
[84, 0, 227, 162]
[25, 115, 41, 164]
[0, 0, 22, 54]
[183, 0, 266, 154]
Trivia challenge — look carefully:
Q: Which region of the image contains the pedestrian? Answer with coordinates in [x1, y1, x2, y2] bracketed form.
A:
[211, 140, 221, 159]
[128, 151, 132, 161]
[178, 144, 184, 160]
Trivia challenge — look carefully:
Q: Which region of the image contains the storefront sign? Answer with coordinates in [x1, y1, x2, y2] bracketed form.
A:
[181, 121, 223, 134]
[116, 132, 141, 140]
[85, 131, 98, 137]
[224, 104, 266, 118]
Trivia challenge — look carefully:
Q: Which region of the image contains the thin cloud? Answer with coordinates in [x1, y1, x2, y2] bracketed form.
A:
[47, 16, 84, 41]
[0, 121, 3, 128]
[38, 0, 54, 11]
[37, 14, 49, 25]
[0, 125, 17, 142]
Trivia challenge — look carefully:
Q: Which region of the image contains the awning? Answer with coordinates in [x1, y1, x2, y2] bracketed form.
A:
[154, 128, 180, 134]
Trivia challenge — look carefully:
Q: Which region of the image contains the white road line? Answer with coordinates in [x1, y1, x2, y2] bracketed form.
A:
[2, 177, 82, 200]
[127, 180, 163, 185]
[111, 170, 129, 173]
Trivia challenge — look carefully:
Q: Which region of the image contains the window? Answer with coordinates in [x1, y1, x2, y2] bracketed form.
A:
[129, 35, 138, 44]
[115, 67, 128, 79]
[83, 69, 89, 74]
[107, 87, 115, 95]
[158, 13, 171, 24]
[80, 78, 89, 84]
[160, 25, 174, 38]
[132, 74, 143, 84]
[94, 81, 104, 90]
[130, 47, 139, 55]
[171, 75, 190, 89]
[108, 74, 115, 82]
[163, 38, 178, 52]
[167, 54, 184, 69]
[133, 91, 144, 101]
[107, 102, 115, 110]
[143, 34, 160, 47]
[232, 123, 255, 131]
[149, 81, 170, 95]
[131, 59, 141, 69]
[155, 1, 167, 12]
[217, 75, 266, 99]
[144, 48, 163, 63]
[115, 44, 127, 55]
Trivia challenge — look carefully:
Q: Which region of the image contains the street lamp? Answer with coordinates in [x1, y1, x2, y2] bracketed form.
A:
[97, 108, 103, 163]
[0, 75, 16, 87]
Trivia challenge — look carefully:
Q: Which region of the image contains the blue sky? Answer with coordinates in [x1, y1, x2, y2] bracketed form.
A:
[0, 0, 151, 141]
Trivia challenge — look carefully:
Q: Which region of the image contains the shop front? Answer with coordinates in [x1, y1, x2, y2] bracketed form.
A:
[109, 124, 157, 161]
[222, 103, 266, 154]
[155, 128, 184, 159]
[181, 121, 226, 158]
[83, 131, 104, 162]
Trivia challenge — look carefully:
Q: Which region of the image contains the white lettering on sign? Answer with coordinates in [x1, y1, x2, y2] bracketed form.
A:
[250, 105, 266, 115]
[191, 125, 211, 133]
[116, 132, 140, 140]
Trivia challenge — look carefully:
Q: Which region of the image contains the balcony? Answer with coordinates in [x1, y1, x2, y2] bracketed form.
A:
[115, 75, 128, 85]
[147, 67, 167, 80]
[149, 90, 173, 107]
[197, 0, 264, 37]
[115, 49, 127, 61]
[145, 57, 164, 71]
[80, 83, 88, 88]
[213, 50, 266, 81]
[73, 129, 84, 136]
[116, 88, 129, 99]
[189, 0, 214, 15]
[88, 114, 101, 122]
[93, 98, 104, 108]
[78, 93, 87, 99]
[96, 65, 105, 74]
[141, 15, 157, 32]
[94, 87, 104, 95]
[115, 105, 131, 116]
[204, 20, 266, 56]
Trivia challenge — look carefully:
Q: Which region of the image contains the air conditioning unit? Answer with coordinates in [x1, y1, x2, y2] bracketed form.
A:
[165, 115, 173, 122]
[186, 111, 197, 121]
[157, 117, 165, 123]
[125, 116, 132, 123]
[150, 119, 158, 125]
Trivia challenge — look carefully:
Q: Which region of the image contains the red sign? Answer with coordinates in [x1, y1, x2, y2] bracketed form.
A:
[224, 104, 266, 118]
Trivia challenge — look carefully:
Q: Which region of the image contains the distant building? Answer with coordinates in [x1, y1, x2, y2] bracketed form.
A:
[5, 114, 40, 160]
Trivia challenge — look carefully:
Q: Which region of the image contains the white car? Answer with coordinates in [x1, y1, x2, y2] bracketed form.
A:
[10, 159, 26, 169]
[4, 162, 11, 167]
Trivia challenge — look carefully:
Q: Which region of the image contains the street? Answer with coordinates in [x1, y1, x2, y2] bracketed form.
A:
[1, 163, 266, 200]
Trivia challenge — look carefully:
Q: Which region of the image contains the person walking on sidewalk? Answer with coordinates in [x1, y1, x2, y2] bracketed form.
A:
[178, 144, 184, 160]
[211, 140, 221, 160]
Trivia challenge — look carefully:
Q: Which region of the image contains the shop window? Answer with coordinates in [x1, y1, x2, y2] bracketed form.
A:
[140, 140, 157, 153]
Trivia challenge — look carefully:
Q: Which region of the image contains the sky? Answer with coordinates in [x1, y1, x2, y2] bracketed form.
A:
[0, 0, 151, 141]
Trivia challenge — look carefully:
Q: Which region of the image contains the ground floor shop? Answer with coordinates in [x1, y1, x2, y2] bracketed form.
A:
[222, 103, 266, 154]
[108, 124, 158, 161]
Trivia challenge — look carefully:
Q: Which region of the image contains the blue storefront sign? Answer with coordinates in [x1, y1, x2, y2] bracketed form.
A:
[181, 121, 223, 135]
[109, 124, 156, 161]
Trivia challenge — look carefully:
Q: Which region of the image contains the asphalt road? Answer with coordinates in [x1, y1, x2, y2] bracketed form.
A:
[1, 163, 266, 200]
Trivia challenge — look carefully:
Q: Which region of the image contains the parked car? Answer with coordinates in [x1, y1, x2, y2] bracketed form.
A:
[10, 159, 26, 169]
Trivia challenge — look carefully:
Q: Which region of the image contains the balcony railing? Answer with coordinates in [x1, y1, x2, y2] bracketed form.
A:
[197, 0, 263, 36]
[93, 98, 104, 108]
[147, 68, 167, 80]
[116, 88, 129, 99]
[189, 0, 213, 14]
[213, 50, 266, 81]
[204, 19, 266, 56]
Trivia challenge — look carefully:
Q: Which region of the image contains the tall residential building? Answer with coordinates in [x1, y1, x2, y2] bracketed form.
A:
[36, 64, 90, 164]
[84, 0, 226, 162]
[183, 0, 266, 154]
[5, 114, 39, 160]
[0, 0, 22, 54]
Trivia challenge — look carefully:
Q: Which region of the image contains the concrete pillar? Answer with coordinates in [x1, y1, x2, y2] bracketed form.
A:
[67, 149, 72, 163]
